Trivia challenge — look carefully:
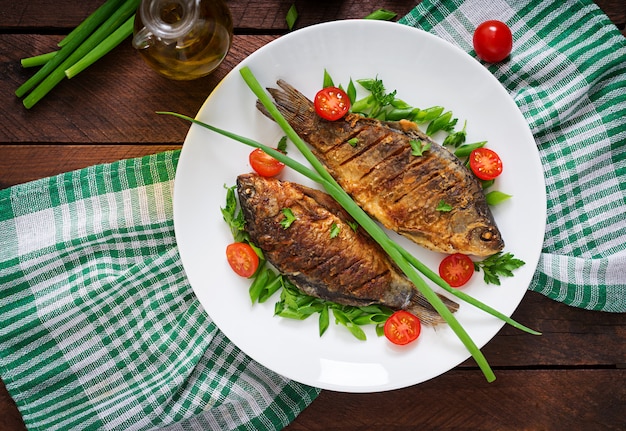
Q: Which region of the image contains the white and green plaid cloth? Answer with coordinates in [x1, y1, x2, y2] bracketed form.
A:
[401, 0, 626, 312]
[1, 0, 625, 430]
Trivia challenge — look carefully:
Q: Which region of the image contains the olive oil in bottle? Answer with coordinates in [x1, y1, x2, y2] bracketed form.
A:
[132, 0, 233, 80]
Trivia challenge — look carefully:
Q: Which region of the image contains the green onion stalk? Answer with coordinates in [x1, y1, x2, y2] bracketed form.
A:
[159, 66, 540, 382]
[16, 0, 138, 108]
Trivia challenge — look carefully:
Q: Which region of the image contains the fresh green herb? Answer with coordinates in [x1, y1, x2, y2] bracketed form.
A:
[364, 9, 398, 21]
[274, 279, 393, 339]
[330, 223, 341, 238]
[474, 252, 526, 285]
[250, 266, 283, 303]
[481, 179, 495, 189]
[485, 190, 512, 206]
[221, 185, 248, 243]
[351, 77, 397, 118]
[347, 137, 359, 147]
[346, 79, 357, 104]
[323, 69, 334, 88]
[436, 200, 453, 212]
[319, 305, 330, 336]
[348, 221, 359, 232]
[277, 136, 288, 153]
[332, 309, 367, 340]
[286, 4, 298, 30]
[443, 120, 467, 148]
[410, 139, 431, 156]
[280, 208, 297, 229]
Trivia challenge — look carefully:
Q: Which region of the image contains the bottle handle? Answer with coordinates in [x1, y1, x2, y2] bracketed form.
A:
[132, 27, 154, 50]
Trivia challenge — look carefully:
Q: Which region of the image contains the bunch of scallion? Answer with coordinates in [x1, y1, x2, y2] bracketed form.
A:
[159, 66, 541, 383]
[16, 0, 140, 109]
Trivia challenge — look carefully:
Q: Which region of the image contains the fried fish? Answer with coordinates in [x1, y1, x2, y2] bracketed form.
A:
[257, 80, 504, 257]
[237, 173, 458, 326]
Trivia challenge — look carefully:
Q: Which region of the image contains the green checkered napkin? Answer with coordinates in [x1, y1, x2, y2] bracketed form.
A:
[401, 0, 626, 312]
[0, 151, 319, 431]
[1, 1, 625, 431]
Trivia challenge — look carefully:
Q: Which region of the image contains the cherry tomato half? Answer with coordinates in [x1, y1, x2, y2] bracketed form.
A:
[439, 253, 475, 288]
[314, 86, 350, 121]
[249, 148, 285, 177]
[469, 147, 503, 181]
[384, 310, 421, 346]
[473, 20, 513, 63]
[226, 242, 259, 278]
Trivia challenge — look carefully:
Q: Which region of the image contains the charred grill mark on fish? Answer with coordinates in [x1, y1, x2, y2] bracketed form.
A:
[256, 80, 505, 257]
[237, 173, 458, 326]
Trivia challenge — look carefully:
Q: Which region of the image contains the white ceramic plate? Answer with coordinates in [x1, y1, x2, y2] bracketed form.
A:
[173, 20, 546, 392]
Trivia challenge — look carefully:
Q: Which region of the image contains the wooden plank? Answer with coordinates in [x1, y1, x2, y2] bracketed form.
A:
[2, 369, 625, 431]
[0, 0, 622, 32]
[0, 1, 418, 30]
[1, 34, 275, 143]
[474, 291, 626, 368]
[0, 145, 180, 188]
[285, 369, 626, 430]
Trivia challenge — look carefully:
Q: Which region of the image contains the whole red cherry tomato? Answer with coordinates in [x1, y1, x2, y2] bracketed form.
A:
[473, 20, 513, 62]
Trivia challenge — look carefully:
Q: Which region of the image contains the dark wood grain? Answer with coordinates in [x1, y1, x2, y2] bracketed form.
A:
[286, 369, 626, 430]
[1, 0, 625, 430]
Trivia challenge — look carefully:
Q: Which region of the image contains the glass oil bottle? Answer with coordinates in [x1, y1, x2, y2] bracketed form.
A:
[132, 0, 233, 80]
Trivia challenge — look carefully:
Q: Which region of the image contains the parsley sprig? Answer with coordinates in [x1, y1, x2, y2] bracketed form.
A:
[474, 252, 526, 285]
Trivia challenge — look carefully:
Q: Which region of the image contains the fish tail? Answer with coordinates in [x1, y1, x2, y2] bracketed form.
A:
[256, 80, 315, 128]
[407, 291, 459, 326]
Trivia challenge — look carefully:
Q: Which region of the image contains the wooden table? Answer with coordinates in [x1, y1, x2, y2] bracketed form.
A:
[1, 1, 625, 429]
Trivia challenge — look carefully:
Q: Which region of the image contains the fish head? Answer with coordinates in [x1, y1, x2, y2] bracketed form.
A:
[448, 199, 505, 257]
[237, 173, 299, 221]
[466, 223, 505, 256]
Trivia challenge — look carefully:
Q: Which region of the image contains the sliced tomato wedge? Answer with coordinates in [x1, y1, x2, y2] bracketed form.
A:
[249, 148, 285, 177]
[384, 310, 421, 346]
[314, 86, 350, 121]
[226, 242, 259, 278]
[469, 147, 503, 181]
[439, 253, 474, 288]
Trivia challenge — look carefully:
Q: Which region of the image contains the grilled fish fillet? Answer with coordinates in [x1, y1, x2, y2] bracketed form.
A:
[257, 80, 504, 257]
[237, 173, 458, 326]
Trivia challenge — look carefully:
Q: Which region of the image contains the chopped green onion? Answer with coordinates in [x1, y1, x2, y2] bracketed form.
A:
[454, 141, 487, 158]
[486, 190, 512, 206]
[286, 4, 298, 30]
[323, 69, 334, 88]
[364, 9, 398, 21]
